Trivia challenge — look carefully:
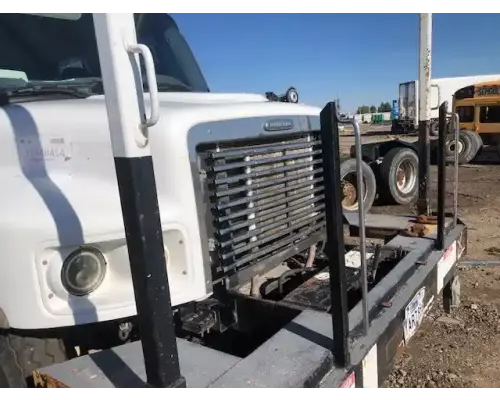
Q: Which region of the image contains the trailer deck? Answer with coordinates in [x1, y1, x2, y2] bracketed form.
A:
[33, 213, 466, 388]
[31, 100, 463, 389]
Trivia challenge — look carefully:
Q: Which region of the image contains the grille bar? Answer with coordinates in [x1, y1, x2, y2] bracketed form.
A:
[221, 215, 326, 258]
[215, 168, 323, 198]
[217, 190, 325, 227]
[214, 158, 323, 185]
[211, 149, 322, 173]
[209, 139, 321, 160]
[222, 222, 326, 273]
[215, 177, 323, 211]
[200, 131, 326, 279]
[219, 202, 325, 245]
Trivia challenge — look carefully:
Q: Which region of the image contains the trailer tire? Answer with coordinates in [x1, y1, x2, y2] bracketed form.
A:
[379, 147, 418, 205]
[445, 130, 477, 164]
[0, 332, 68, 387]
[340, 158, 376, 214]
[465, 130, 483, 161]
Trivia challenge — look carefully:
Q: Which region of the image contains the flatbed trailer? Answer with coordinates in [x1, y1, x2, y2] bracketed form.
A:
[32, 102, 466, 389]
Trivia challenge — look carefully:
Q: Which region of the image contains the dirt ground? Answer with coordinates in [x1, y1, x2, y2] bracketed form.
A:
[340, 125, 500, 388]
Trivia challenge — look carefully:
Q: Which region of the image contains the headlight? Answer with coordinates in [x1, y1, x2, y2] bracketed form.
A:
[61, 247, 107, 296]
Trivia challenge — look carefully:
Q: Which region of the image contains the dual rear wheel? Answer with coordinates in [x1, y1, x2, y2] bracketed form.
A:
[379, 148, 418, 205]
[340, 147, 419, 213]
[340, 130, 486, 212]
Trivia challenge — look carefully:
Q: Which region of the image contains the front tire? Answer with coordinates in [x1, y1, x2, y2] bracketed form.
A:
[0, 332, 68, 387]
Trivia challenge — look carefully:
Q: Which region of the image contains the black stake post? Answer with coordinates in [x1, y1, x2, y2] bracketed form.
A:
[320, 102, 350, 367]
[93, 14, 185, 388]
[436, 101, 447, 250]
[114, 158, 185, 388]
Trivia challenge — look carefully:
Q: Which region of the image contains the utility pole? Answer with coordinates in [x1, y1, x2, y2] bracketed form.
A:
[417, 13, 432, 215]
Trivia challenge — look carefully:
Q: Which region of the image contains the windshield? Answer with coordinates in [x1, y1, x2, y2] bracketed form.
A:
[0, 13, 210, 94]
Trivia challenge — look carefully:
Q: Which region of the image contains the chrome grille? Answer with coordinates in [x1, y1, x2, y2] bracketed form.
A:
[200, 132, 326, 279]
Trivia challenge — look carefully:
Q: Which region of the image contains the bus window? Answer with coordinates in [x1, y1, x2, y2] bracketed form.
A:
[479, 106, 500, 123]
[456, 106, 474, 123]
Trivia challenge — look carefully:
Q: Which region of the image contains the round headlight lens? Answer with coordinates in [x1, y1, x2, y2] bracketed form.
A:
[61, 247, 107, 296]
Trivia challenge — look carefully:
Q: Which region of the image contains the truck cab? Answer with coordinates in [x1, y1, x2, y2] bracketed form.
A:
[0, 13, 323, 387]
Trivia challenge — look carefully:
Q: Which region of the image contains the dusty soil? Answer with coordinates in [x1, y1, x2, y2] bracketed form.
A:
[340, 125, 500, 388]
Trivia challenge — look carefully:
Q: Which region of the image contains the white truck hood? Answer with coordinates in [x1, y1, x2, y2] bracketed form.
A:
[0, 92, 322, 235]
[0, 92, 324, 328]
[152, 91, 270, 104]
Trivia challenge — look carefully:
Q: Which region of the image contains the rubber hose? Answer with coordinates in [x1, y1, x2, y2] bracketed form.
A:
[305, 244, 317, 269]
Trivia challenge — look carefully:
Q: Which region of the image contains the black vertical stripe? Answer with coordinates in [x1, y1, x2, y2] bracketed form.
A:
[114, 155, 185, 388]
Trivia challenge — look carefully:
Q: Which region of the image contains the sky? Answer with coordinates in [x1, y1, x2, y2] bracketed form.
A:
[172, 13, 500, 113]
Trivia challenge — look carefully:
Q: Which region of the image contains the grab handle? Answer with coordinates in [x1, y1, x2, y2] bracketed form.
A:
[127, 43, 160, 130]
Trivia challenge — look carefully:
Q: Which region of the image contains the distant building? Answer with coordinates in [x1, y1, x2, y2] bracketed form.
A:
[354, 112, 392, 123]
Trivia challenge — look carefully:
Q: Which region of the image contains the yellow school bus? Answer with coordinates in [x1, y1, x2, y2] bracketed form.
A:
[453, 80, 500, 143]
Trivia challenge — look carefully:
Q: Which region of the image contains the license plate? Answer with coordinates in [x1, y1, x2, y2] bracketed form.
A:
[403, 287, 425, 343]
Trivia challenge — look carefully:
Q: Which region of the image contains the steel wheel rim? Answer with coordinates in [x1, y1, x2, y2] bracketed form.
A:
[341, 172, 367, 210]
[396, 159, 417, 194]
[447, 138, 464, 155]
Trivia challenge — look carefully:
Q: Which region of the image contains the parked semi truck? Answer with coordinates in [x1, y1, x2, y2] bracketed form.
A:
[395, 74, 500, 136]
